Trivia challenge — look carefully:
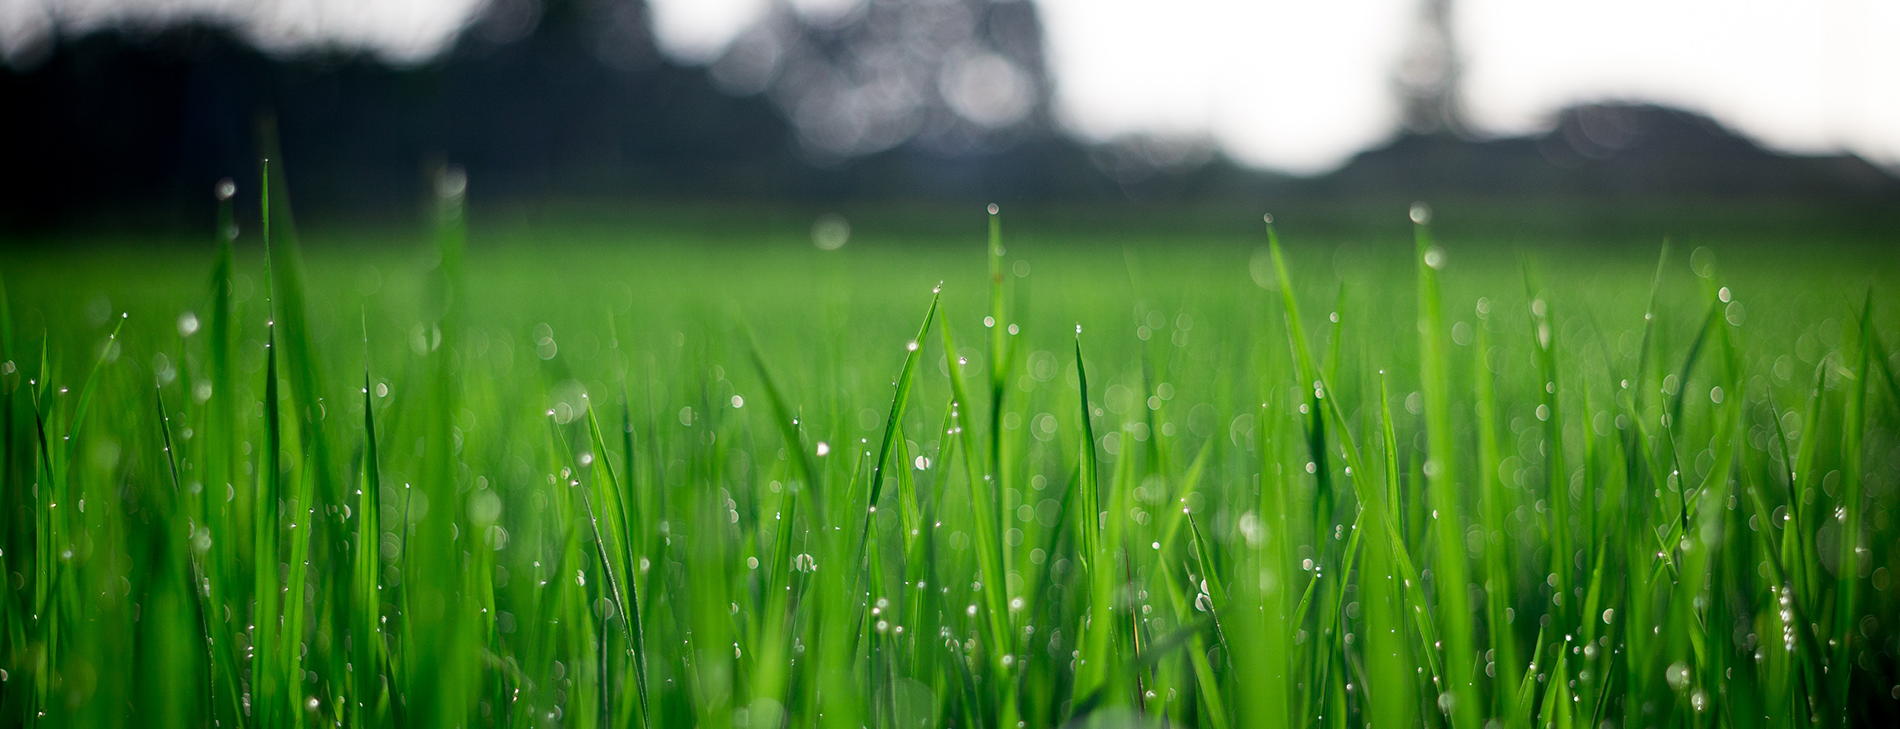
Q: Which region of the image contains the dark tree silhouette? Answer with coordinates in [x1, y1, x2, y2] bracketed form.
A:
[0, 0, 1891, 232]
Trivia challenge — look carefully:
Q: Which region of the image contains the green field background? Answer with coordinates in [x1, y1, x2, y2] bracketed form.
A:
[0, 200, 1895, 728]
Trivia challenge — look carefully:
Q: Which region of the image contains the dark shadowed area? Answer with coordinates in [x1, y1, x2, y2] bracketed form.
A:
[2, 0, 1896, 234]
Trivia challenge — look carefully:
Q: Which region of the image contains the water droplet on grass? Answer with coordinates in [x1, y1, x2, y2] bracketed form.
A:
[437, 167, 467, 199]
[812, 213, 850, 250]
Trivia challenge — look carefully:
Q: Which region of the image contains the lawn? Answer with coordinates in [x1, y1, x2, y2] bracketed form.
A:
[0, 181, 1895, 728]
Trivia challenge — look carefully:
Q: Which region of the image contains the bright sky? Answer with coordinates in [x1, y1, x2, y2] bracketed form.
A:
[649, 0, 1900, 173]
[6, 0, 1896, 174]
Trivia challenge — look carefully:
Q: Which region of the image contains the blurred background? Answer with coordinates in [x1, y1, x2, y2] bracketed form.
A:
[1, 0, 1896, 233]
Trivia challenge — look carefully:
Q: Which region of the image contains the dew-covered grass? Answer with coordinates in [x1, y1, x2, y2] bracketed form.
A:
[0, 178, 1897, 728]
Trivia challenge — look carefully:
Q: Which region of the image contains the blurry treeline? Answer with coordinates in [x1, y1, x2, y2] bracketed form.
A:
[2, 0, 1896, 231]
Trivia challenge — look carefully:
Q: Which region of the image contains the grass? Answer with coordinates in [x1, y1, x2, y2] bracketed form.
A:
[0, 170, 1896, 728]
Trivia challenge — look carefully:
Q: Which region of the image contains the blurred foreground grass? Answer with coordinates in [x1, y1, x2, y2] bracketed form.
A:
[0, 183, 1897, 728]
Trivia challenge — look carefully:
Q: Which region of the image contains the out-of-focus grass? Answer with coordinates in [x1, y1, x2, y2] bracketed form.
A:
[0, 181, 1896, 729]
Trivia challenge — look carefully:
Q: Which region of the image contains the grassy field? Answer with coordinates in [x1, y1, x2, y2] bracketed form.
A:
[0, 178, 1896, 729]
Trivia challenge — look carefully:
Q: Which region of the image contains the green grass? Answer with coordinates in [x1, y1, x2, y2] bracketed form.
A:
[0, 177, 1897, 729]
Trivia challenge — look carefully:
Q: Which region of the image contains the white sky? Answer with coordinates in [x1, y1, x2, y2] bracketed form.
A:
[0, 0, 486, 62]
[650, 0, 1900, 174]
[1457, 0, 1900, 170]
[7, 0, 1896, 174]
